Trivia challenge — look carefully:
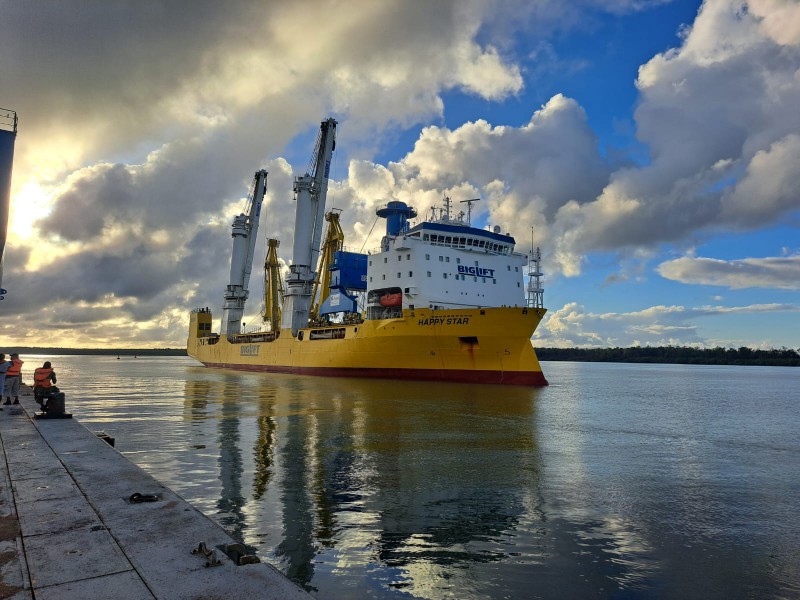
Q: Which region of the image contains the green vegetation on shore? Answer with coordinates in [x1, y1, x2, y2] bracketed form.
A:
[536, 346, 800, 366]
[4, 347, 188, 356]
[4, 345, 798, 366]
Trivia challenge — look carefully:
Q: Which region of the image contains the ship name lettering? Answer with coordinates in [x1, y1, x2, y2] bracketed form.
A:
[240, 344, 260, 356]
[417, 317, 470, 326]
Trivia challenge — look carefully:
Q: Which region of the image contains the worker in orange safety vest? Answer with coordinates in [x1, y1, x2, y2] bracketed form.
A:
[33, 361, 57, 406]
[3, 353, 23, 405]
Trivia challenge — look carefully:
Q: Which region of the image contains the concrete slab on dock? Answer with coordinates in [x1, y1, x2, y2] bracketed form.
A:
[0, 391, 312, 600]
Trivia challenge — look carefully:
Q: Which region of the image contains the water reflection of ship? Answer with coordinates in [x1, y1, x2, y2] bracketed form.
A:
[184, 371, 544, 591]
[346, 379, 544, 576]
[184, 376, 276, 546]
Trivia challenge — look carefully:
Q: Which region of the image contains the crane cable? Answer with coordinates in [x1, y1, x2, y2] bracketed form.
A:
[359, 215, 380, 253]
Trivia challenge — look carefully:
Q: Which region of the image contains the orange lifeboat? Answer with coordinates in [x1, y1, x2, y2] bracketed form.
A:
[379, 293, 402, 307]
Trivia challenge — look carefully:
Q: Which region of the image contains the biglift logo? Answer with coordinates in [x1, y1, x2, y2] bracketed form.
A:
[457, 265, 495, 278]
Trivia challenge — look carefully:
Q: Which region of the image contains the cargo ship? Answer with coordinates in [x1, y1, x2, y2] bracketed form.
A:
[187, 118, 547, 385]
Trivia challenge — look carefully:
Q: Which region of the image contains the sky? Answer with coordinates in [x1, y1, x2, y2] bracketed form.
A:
[1, 0, 799, 350]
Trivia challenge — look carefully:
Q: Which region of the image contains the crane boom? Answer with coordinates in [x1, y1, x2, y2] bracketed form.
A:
[309, 210, 345, 321]
[221, 169, 268, 336]
[281, 118, 337, 335]
[262, 238, 283, 332]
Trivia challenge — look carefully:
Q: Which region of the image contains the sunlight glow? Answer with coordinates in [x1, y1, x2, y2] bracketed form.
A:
[10, 180, 52, 240]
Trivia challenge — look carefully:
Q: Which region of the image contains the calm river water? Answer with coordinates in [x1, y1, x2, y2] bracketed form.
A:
[28, 355, 800, 599]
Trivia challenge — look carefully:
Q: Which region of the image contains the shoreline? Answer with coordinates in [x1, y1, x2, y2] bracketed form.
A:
[5, 346, 798, 367]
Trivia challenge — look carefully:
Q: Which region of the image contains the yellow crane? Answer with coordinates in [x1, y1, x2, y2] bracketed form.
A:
[262, 238, 283, 332]
[309, 210, 345, 323]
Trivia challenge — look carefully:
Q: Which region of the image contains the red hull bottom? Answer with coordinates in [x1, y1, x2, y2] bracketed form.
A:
[201, 362, 549, 386]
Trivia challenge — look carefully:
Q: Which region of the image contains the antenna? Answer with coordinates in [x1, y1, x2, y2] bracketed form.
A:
[459, 198, 480, 225]
[443, 195, 452, 221]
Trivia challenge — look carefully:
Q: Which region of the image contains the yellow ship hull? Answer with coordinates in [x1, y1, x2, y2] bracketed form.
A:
[188, 307, 547, 386]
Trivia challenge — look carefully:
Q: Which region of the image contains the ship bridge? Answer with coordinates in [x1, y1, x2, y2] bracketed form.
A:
[404, 221, 515, 256]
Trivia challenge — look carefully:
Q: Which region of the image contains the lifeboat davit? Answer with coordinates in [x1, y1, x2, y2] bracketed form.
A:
[379, 293, 402, 307]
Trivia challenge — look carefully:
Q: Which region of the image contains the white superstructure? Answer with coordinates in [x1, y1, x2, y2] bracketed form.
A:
[366, 201, 527, 318]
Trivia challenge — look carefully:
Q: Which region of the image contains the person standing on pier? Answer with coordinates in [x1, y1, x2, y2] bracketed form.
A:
[33, 361, 57, 406]
[3, 353, 23, 404]
[0, 354, 11, 410]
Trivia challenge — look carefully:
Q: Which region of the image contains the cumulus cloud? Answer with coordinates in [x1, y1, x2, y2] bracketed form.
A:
[749, 0, 800, 45]
[1, 1, 530, 180]
[0, 0, 543, 346]
[536, 301, 800, 348]
[720, 134, 800, 226]
[2, 0, 799, 348]
[336, 94, 611, 257]
[657, 255, 800, 289]
[546, 0, 800, 274]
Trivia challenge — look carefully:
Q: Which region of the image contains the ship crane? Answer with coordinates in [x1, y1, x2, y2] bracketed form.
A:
[281, 118, 337, 336]
[262, 238, 283, 332]
[220, 169, 268, 336]
[309, 210, 345, 322]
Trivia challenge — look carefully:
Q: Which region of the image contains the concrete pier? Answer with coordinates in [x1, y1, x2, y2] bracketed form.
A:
[0, 389, 312, 599]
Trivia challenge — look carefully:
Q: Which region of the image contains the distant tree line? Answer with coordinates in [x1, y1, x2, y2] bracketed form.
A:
[536, 346, 800, 366]
[4, 347, 188, 357]
[5, 345, 799, 366]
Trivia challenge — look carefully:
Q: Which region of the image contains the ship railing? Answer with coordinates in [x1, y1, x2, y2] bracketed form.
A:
[226, 331, 279, 344]
[197, 333, 220, 346]
[0, 108, 17, 133]
[309, 327, 346, 340]
[365, 306, 402, 320]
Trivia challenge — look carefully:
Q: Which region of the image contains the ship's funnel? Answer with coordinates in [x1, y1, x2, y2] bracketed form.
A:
[377, 201, 417, 237]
